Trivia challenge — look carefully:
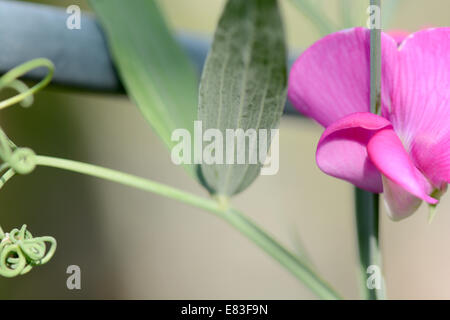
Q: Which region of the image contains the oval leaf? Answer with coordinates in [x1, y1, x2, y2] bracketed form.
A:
[198, 0, 287, 196]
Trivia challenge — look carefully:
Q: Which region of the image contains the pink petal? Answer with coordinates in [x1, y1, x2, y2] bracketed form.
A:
[382, 176, 423, 221]
[288, 27, 397, 127]
[387, 28, 450, 149]
[367, 129, 438, 210]
[316, 112, 392, 193]
[411, 131, 450, 189]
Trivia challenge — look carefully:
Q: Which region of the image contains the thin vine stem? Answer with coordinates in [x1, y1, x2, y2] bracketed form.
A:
[0, 168, 16, 191]
[34, 155, 341, 299]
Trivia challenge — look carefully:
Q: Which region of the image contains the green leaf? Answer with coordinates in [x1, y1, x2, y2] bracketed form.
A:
[89, 0, 198, 177]
[198, 0, 287, 196]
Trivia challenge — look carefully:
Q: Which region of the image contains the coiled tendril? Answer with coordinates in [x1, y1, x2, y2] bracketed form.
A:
[0, 58, 54, 111]
[0, 59, 56, 277]
[0, 224, 56, 277]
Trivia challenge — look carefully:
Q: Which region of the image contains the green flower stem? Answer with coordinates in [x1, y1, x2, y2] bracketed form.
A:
[35, 155, 341, 300]
[352, 0, 385, 300]
[354, 189, 384, 300]
[370, 0, 382, 115]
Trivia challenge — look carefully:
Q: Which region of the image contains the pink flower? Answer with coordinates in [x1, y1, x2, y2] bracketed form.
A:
[288, 27, 450, 220]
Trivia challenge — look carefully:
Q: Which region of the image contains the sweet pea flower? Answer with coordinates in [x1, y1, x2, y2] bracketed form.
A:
[288, 27, 450, 220]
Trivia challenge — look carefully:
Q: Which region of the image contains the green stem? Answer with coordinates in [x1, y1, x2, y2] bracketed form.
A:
[370, 0, 381, 115]
[0, 169, 16, 240]
[352, 0, 385, 300]
[222, 208, 340, 299]
[354, 189, 384, 299]
[34, 155, 341, 299]
[35, 156, 219, 214]
[0, 168, 16, 191]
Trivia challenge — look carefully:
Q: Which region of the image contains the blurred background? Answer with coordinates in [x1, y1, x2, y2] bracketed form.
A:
[0, 0, 449, 299]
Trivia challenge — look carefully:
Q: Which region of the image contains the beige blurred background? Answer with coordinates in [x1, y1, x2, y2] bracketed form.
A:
[0, 0, 449, 299]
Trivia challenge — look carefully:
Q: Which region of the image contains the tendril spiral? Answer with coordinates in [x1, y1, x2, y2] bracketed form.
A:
[0, 58, 54, 111]
[0, 224, 56, 277]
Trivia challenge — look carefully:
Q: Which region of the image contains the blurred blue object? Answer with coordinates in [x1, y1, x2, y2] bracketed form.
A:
[0, 0, 119, 91]
[0, 0, 299, 114]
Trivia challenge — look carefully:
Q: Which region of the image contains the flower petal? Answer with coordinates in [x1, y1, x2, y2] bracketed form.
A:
[388, 28, 450, 148]
[288, 27, 397, 127]
[382, 176, 423, 221]
[316, 112, 392, 193]
[411, 131, 450, 189]
[367, 128, 438, 206]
